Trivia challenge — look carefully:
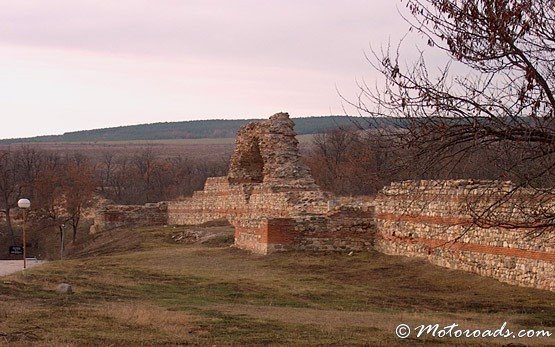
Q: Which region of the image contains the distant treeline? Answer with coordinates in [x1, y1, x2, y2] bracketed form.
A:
[0, 116, 405, 143]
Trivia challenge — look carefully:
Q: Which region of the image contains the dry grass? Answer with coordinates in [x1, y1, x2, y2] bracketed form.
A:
[0, 225, 553, 346]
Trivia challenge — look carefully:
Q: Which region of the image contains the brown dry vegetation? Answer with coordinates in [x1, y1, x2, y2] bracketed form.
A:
[0, 142, 234, 161]
[0, 225, 553, 346]
[0, 134, 316, 161]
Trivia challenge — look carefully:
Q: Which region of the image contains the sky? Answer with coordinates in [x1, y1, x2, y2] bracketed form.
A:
[0, 0, 426, 139]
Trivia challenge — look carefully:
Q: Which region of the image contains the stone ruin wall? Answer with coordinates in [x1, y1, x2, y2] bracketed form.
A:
[375, 180, 555, 291]
[90, 113, 554, 292]
[91, 202, 168, 233]
[168, 196, 375, 254]
[166, 113, 376, 254]
[93, 113, 376, 253]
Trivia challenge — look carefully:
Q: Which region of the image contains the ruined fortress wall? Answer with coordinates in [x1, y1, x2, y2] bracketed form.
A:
[89, 112, 555, 291]
[293, 207, 376, 252]
[91, 111, 376, 255]
[167, 177, 245, 225]
[375, 180, 555, 291]
[166, 177, 329, 225]
[232, 210, 376, 254]
[166, 176, 374, 254]
[91, 202, 168, 233]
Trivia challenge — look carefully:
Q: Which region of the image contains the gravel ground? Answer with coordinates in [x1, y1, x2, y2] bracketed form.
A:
[0, 259, 45, 276]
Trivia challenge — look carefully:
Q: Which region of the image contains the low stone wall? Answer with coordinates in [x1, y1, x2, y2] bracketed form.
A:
[375, 180, 555, 292]
[294, 206, 376, 252]
[166, 176, 375, 254]
[167, 177, 239, 225]
[233, 211, 376, 254]
[90, 178, 554, 292]
[91, 202, 168, 233]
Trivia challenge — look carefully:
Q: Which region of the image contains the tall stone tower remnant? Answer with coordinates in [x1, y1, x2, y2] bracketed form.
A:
[166, 112, 375, 253]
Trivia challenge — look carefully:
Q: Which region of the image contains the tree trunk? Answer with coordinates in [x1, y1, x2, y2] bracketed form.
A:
[72, 216, 79, 243]
[72, 225, 77, 243]
[59, 225, 64, 260]
[5, 208, 15, 244]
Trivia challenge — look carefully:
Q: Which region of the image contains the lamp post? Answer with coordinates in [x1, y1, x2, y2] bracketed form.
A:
[17, 198, 31, 269]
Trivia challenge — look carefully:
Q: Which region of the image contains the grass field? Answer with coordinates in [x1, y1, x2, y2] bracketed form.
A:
[0, 225, 553, 346]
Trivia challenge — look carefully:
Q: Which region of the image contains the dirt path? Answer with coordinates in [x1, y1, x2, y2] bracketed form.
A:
[0, 260, 45, 276]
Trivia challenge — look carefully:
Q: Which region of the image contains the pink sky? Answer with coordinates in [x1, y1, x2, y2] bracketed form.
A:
[0, 0, 422, 139]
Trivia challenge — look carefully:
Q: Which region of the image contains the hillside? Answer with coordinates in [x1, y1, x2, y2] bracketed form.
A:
[0, 116, 386, 143]
[0, 225, 553, 345]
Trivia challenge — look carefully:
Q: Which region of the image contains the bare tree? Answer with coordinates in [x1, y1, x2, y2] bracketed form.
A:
[33, 159, 67, 240]
[64, 159, 96, 243]
[99, 151, 115, 193]
[349, 0, 555, 232]
[0, 150, 22, 242]
[307, 129, 400, 195]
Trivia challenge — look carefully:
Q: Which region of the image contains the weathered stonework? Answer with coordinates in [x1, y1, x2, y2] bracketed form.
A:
[375, 180, 555, 292]
[91, 113, 376, 254]
[90, 114, 554, 292]
[228, 112, 318, 189]
[167, 113, 376, 253]
[91, 202, 168, 233]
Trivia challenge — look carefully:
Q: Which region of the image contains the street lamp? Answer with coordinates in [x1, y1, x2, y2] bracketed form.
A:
[17, 198, 31, 269]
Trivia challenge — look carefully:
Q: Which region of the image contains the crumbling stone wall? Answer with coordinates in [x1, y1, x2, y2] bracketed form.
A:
[375, 180, 555, 291]
[167, 112, 376, 253]
[228, 112, 318, 189]
[89, 112, 555, 292]
[91, 202, 168, 233]
[228, 205, 376, 254]
[91, 113, 376, 254]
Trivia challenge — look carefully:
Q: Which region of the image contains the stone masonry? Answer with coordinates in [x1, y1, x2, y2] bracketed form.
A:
[91, 113, 554, 292]
[227, 112, 318, 189]
[91, 202, 168, 233]
[167, 112, 375, 254]
[375, 180, 555, 291]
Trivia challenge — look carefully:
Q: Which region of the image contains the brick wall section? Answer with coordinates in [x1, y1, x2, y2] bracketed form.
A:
[91, 202, 168, 233]
[293, 207, 375, 252]
[166, 177, 329, 225]
[232, 213, 376, 254]
[375, 180, 555, 292]
[166, 176, 376, 254]
[167, 177, 246, 225]
[234, 218, 271, 254]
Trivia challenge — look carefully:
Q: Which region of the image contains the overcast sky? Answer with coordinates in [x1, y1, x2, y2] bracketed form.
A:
[0, 0, 425, 139]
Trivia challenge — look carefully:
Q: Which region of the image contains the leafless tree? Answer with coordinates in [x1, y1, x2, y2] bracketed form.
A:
[307, 129, 401, 195]
[99, 151, 115, 193]
[64, 158, 96, 242]
[0, 150, 22, 242]
[348, 0, 555, 232]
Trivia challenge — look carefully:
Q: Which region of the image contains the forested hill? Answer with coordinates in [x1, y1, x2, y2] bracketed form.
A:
[0, 116, 390, 143]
